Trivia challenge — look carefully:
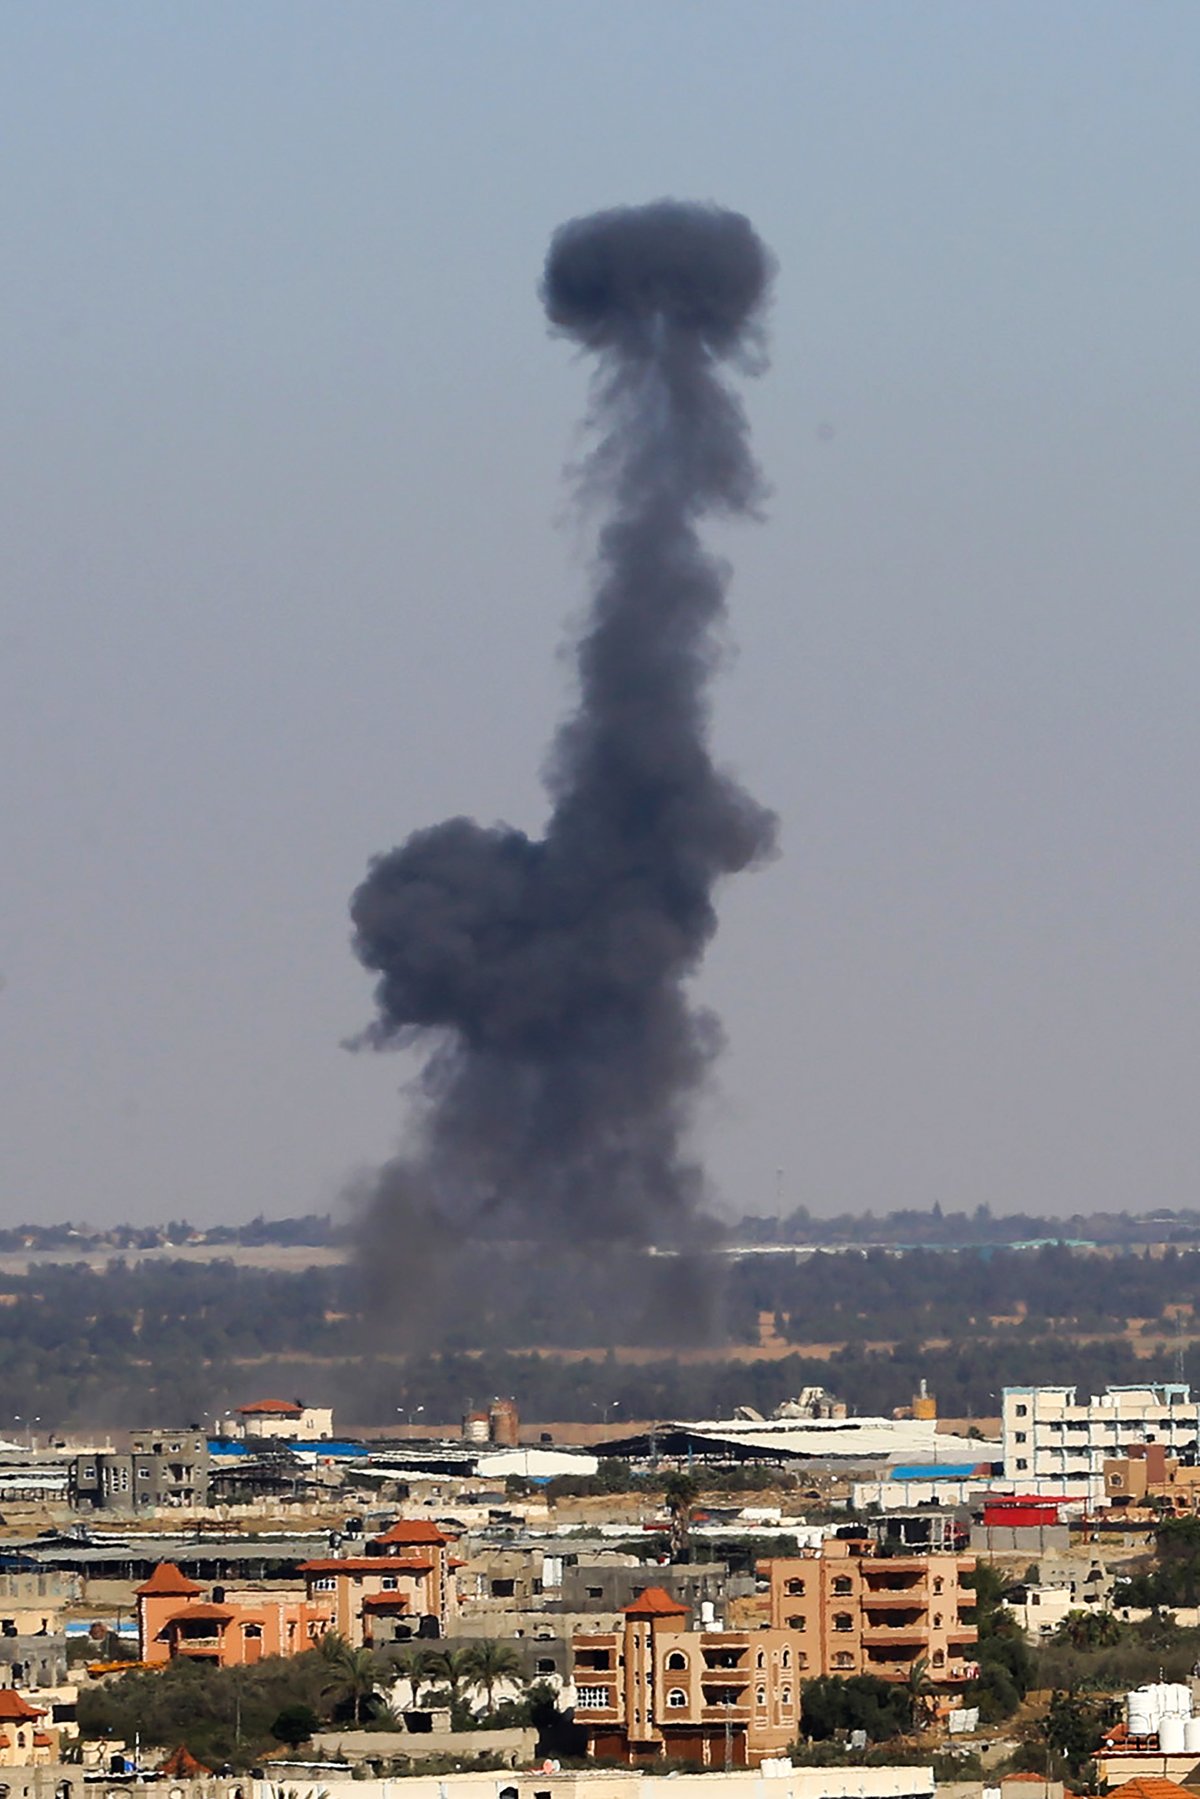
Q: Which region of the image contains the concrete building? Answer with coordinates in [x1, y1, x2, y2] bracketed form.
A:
[1002, 1384, 1199, 1496]
[221, 1398, 334, 1441]
[68, 1430, 209, 1510]
[562, 1560, 747, 1618]
[762, 1537, 977, 1713]
[572, 1587, 800, 1767]
[299, 1517, 461, 1645]
[1105, 1442, 1200, 1515]
[136, 1562, 334, 1666]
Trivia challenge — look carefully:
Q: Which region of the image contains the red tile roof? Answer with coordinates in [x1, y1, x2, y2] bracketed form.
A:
[163, 1603, 235, 1624]
[0, 1692, 45, 1722]
[1107, 1783, 1199, 1799]
[362, 1594, 413, 1611]
[160, 1746, 212, 1777]
[239, 1398, 303, 1415]
[622, 1586, 690, 1618]
[136, 1562, 202, 1599]
[373, 1518, 449, 1547]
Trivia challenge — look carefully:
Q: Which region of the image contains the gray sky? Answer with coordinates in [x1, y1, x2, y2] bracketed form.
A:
[3, 2, 1199, 1228]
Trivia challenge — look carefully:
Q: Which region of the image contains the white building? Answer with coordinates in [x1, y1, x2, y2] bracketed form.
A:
[219, 1398, 334, 1442]
[1002, 1383, 1199, 1497]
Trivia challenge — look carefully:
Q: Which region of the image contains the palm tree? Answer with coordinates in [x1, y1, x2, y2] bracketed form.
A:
[902, 1655, 936, 1730]
[422, 1644, 474, 1710]
[462, 1639, 523, 1715]
[664, 1472, 699, 1563]
[319, 1631, 382, 1726]
[387, 1644, 440, 1709]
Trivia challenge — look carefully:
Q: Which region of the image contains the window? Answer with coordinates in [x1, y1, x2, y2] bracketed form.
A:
[576, 1686, 608, 1710]
[781, 1686, 792, 1706]
[243, 1624, 263, 1639]
[833, 1613, 853, 1632]
[932, 1649, 944, 1668]
[1016, 1458, 1028, 1471]
[796, 1652, 808, 1670]
[536, 1658, 556, 1675]
[781, 1648, 790, 1668]
[1015, 1403, 1028, 1417]
[832, 1576, 852, 1595]
[933, 1577, 944, 1595]
[756, 1687, 766, 1706]
[491, 1579, 516, 1598]
[933, 1613, 942, 1628]
[586, 1586, 604, 1600]
[755, 1649, 765, 1670]
[382, 1577, 399, 1591]
[667, 1689, 687, 1709]
[834, 1652, 853, 1670]
[786, 1578, 805, 1597]
[1014, 1432, 1027, 1444]
[788, 1615, 805, 1631]
[665, 1650, 687, 1671]
[312, 1577, 336, 1592]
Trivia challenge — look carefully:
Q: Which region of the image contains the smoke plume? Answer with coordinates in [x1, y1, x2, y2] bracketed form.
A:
[350, 201, 776, 1284]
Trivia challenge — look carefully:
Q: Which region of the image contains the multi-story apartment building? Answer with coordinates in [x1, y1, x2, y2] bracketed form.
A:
[571, 1587, 799, 1768]
[299, 1517, 460, 1645]
[136, 1562, 334, 1666]
[1003, 1384, 1199, 1496]
[69, 1429, 210, 1510]
[763, 1538, 977, 1714]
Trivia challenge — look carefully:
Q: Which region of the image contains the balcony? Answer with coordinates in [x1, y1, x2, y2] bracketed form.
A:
[174, 1636, 222, 1656]
[861, 1628, 927, 1648]
[862, 1594, 929, 1612]
[699, 1666, 751, 1685]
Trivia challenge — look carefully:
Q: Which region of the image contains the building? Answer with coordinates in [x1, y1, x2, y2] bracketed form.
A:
[299, 1517, 461, 1646]
[136, 1562, 334, 1666]
[1002, 1385, 1199, 1496]
[68, 1429, 210, 1510]
[762, 1537, 977, 1714]
[222, 1398, 334, 1441]
[572, 1587, 799, 1767]
[1105, 1442, 1200, 1515]
[0, 1690, 62, 1766]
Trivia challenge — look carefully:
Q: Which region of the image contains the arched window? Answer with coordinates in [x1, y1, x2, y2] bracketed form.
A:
[665, 1650, 688, 1671]
[834, 1651, 853, 1670]
[667, 1688, 687, 1709]
[781, 1685, 792, 1705]
[755, 1648, 765, 1669]
[933, 1576, 944, 1595]
[756, 1686, 766, 1706]
[833, 1575, 853, 1595]
[786, 1578, 805, 1597]
[833, 1612, 853, 1632]
[782, 1647, 791, 1668]
[932, 1648, 945, 1668]
[933, 1613, 942, 1628]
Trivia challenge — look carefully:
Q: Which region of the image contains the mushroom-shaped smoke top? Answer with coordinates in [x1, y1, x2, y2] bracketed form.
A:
[544, 200, 773, 356]
[350, 200, 777, 1294]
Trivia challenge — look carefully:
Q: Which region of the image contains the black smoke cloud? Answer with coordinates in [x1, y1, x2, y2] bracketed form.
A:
[350, 201, 776, 1288]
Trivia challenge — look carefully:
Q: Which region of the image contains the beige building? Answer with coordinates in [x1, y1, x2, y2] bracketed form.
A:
[763, 1538, 977, 1712]
[572, 1587, 799, 1767]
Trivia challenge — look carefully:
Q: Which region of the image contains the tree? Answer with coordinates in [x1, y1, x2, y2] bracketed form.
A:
[462, 1640, 523, 1715]
[421, 1645, 474, 1710]
[664, 1472, 700, 1563]
[319, 1632, 382, 1726]
[799, 1674, 912, 1742]
[271, 1704, 318, 1750]
[901, 1656, 935, 1729]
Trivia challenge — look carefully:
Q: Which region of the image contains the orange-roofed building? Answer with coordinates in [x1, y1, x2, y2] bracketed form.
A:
[299, 1516, 461, 1645]
[1108, 1781, 1198, 1799]
[0, 1690, 59, 1766]
[572, 1587, 798, 1767]
[218, 1398, 334, 1442]
[136, 1562, 336, 1667]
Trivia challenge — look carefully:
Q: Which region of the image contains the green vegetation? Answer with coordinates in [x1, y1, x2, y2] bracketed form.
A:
[963, 1563, 1032, 1721]
[1113, 1517, 1200, 1608]
[797, 1673, 915, 1742]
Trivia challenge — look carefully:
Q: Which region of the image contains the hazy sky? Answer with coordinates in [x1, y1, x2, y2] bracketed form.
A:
[4, 3, 1200, 1228]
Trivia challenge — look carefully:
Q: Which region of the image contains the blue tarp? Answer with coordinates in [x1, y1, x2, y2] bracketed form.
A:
[888, 1463, 987, 1481]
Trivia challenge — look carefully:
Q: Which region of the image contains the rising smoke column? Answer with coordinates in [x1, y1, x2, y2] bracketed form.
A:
[350, 201, 777, 1256]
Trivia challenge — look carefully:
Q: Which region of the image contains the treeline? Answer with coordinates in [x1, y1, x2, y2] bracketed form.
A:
[734, 1202, 1200, 1248]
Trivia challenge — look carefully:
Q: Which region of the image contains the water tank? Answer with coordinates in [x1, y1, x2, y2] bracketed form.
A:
[1128, 1690, 1156, 1736]
[1167, 1682, 1192, 1717]
[1183, 1717, 1200, 1753]
[1160, 1716, 1186, 1755]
